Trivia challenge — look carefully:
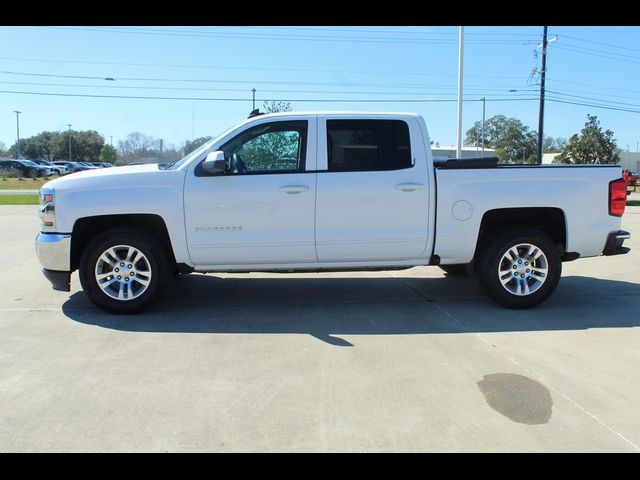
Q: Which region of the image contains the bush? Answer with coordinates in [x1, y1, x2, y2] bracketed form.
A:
[0, 168, 21, 178]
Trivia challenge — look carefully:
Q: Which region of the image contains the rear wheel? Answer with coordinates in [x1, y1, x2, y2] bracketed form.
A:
[476, 227, 561, 309]
[439, 264, 470, 276]
[79, 228, 171, 313]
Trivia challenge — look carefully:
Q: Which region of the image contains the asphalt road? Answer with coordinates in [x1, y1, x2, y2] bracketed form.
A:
[1, 205, 639, 452]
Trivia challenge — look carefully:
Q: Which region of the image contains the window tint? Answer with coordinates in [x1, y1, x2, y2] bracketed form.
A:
[327, 120, 411, 172]
[220, 120, 307, 174]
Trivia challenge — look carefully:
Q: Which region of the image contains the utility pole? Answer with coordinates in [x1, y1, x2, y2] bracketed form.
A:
[67, 124, 72, 162]
[252, 88, 256, 111]
[523, 147, 526, 163]
[537, 26, 548, 165]
[456, 26, 464, 159]
[159, 138, 163, 162]
[13, 111, 21, 158]
[480, 97, 486, 157]
[110, 135, 113, 147]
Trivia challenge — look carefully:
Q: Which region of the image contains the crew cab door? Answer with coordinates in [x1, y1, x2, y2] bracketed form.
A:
[184, 118, 318, 266]
[315, 117, 430, 262]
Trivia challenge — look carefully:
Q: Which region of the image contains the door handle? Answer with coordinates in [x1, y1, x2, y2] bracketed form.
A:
[395, 183, 425, 192]
[279, 185, 310, 194]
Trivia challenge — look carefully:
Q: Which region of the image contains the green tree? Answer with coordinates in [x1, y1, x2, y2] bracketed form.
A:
[465, 115, 538, 163]
[99, 144, 117, 164]
[237, 101, 297, 170]
[183, 136, 213, 155]
[51, 129, 104, 162]
[543, 136, 567, 153]
[262, 100, 292, 113]
[554, 115, 620, 164]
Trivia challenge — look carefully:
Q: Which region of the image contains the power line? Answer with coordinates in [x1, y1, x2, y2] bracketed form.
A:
[554, 44, 640, 65]
[0, 88, 539, 103]
[546, 97, 640, 114]
[37, 26, 538, 46]
[0, 80, 528, 96]
[0, 69, 525, 90]
[0, 55, 528, 80]
[546, 89, 640, 109]
[557, 34, 640, 54]
[548, 77, 640, 95]
[246, 26, 540, 37]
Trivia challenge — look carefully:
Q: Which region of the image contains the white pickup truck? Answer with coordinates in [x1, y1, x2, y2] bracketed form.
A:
[35, 112, 631, 313]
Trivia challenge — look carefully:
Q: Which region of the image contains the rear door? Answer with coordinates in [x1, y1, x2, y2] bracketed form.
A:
[315, 117, 430, 262]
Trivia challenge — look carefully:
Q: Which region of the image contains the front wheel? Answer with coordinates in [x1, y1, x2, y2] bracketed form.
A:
[476, 227, 561, 309]
[79, 228, 171, 313]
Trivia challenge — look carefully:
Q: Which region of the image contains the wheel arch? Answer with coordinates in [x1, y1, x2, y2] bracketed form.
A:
[473, 207, 567, 268]
[71, 214, 176, 272]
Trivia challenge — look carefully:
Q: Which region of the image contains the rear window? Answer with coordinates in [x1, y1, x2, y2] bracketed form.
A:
[327, 120, 412, 172]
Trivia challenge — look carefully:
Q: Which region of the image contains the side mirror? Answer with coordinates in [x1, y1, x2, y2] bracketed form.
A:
[201, 151, 227, 174]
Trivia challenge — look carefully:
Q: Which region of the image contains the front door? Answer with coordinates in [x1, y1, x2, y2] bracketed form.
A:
[184, 118, 318, 266]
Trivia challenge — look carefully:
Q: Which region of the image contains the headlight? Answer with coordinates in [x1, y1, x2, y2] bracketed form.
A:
[39, 187, 55, 227]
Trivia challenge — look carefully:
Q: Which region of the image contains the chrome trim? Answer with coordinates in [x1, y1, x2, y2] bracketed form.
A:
[35, 233, 71, 271]
[616, 232, 631, 240]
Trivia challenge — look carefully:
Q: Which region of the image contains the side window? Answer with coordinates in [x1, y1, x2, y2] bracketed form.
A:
[327, 120, 411, 172]
[220, 120, 307, 174]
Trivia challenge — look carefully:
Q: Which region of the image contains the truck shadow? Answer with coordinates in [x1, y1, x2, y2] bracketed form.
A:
[61, 273, 640, 346]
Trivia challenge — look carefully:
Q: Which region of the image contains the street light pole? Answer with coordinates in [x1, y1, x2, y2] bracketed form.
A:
[252, 88, 256, 111]
[456, 26, 464, 159]
[537, 26, 548, 165]
[67, 124, 72, 162]
[480, 97, 486, 157]
[13, 111, 21, 158]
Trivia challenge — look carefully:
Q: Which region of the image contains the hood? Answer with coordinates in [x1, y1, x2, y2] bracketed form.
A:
[43, 164, 160, 190]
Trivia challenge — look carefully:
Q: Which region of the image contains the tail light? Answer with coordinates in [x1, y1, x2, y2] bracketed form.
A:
[609, 178, 627, 217]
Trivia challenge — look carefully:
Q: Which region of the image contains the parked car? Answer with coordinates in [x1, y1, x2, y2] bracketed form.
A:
[32, 160, 68, 176]
[35, 111, 631, 313]
[76, 162, 99, 170]
[0, 159, 49, 177]
[90, 162, 113, 168]
[52, 161, 88, 174]
[18, 159, 54, 177]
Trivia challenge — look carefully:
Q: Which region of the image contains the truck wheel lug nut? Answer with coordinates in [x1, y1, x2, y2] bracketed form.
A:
[128, 264, 132, 268]
[513, 265, 517, 269]
[114, 268, 119, 272]
[125, 277, 129, 282]
[526, 269, 530, 273]
[520, 274, 525, 278]
[518, 260, 522, 264]
[120, 262, 124, 267]
[117, 275, 122, 280]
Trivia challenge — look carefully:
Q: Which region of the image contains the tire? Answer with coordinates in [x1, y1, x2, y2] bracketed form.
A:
[439, 264, 470, 276]
[79, 228, 172, 314]
[476, 227, 561, 309]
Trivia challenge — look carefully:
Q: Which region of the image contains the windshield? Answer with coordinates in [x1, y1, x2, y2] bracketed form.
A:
[20, 160, 39, 167]
[161, 138, 216, 170]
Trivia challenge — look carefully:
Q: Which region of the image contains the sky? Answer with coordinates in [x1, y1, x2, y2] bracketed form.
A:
[1, 25, 640, 153]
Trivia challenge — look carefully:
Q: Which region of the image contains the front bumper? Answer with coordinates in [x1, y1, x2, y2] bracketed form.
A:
[602, 230, 631, 256]
[36, 233, 72, 291]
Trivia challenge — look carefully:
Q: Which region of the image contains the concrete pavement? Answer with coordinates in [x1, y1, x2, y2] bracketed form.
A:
[0, 205, 639, 452]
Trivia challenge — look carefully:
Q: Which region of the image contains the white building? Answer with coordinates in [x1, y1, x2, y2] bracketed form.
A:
[431, 146, 497, 161]
[543, 151, 640, 172]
